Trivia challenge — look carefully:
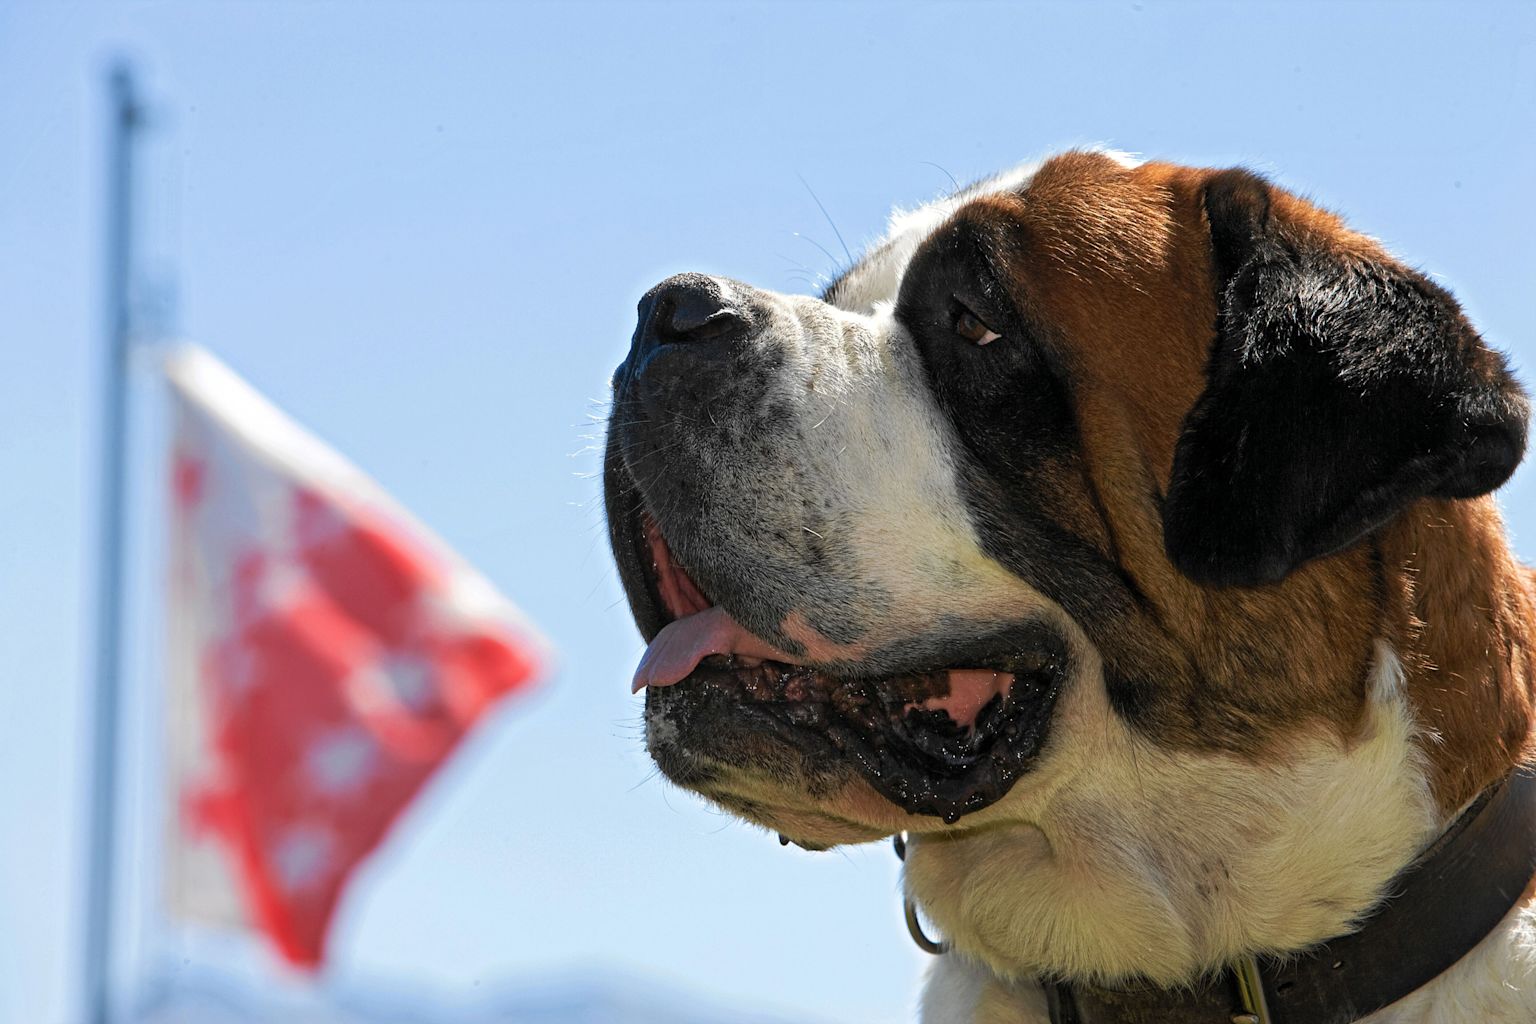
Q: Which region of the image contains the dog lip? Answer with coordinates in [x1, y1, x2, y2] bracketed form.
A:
[649, 652, 1065, 822]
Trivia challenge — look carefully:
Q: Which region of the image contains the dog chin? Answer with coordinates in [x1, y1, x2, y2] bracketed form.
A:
[683, 769, 924, 850]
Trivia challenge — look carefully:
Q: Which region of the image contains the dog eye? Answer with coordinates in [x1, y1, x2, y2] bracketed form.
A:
[953, 305, 1001, 346]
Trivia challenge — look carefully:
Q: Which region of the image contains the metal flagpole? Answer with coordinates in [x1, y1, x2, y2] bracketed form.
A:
[82, 60, 142, 1024]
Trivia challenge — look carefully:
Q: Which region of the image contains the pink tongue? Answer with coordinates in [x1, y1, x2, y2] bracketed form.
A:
[632, 606, 805, 693]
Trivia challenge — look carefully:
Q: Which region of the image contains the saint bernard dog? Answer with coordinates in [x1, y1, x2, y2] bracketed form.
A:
[603, 150, 1536, 1023]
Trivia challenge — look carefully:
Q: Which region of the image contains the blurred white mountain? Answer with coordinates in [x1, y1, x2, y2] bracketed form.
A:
[132, 967, 832, 1024]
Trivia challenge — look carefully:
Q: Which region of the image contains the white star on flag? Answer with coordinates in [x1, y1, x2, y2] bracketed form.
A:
[304, 726, 377, 797]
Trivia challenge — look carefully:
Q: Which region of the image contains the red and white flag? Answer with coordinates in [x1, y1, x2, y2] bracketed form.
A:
[163, 346, 547, 968]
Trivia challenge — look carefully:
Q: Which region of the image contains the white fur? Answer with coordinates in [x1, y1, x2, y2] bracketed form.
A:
[920, 956, 1042, 1024]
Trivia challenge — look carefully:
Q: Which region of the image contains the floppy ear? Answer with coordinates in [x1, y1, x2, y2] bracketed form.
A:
[1163, 169, 1529, 587]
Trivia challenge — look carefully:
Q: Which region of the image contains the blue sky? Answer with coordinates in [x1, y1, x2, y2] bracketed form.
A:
[1, 3, 1533, 1022]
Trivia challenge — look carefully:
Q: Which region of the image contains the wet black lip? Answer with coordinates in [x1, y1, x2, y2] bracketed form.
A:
[604, 443, 1068, 822]
[657, 651, 1066, 823]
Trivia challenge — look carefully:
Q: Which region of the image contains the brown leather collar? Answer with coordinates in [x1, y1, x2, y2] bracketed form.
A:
[1045, 768, 1536, 1024]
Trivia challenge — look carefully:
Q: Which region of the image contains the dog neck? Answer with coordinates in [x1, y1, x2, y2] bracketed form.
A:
[908, 496, 1536, 1021]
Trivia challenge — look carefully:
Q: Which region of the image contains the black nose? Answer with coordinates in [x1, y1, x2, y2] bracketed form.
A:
[637, 274, 750, 348]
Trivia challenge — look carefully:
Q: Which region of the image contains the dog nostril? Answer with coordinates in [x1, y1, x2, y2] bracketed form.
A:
[656, 297, 744, 343]
[644, 276, 749, 345]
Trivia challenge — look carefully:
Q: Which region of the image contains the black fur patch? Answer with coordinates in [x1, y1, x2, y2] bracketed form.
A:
[1163, 169, 1530, 588]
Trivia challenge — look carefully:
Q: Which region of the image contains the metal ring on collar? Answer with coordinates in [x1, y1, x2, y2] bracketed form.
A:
[904, 896, 950, 956]
[894, 833, 950, 955]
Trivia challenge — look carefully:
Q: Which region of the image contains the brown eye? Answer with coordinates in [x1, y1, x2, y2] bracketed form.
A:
[954, 306, 1002, 346]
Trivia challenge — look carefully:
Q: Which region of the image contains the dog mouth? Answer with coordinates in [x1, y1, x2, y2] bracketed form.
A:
[626, 512, 1067, 824]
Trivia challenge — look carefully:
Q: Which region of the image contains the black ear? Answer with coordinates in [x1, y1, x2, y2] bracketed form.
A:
[1163, 169, 1529, 587]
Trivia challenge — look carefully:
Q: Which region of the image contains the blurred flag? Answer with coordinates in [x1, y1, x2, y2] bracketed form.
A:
[162, 346, 547, 968]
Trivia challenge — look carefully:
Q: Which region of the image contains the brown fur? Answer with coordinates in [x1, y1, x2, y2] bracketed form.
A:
[1382, 499, 1536, 809]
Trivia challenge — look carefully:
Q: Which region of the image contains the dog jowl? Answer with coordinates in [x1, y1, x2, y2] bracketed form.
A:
[603, 151, 1536, 1017]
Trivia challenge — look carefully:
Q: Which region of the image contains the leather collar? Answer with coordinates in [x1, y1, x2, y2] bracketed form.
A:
[1044, 767, 1536, 1024]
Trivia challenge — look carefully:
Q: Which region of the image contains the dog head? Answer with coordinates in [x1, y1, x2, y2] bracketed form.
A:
[603, 151, 1529, 887]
